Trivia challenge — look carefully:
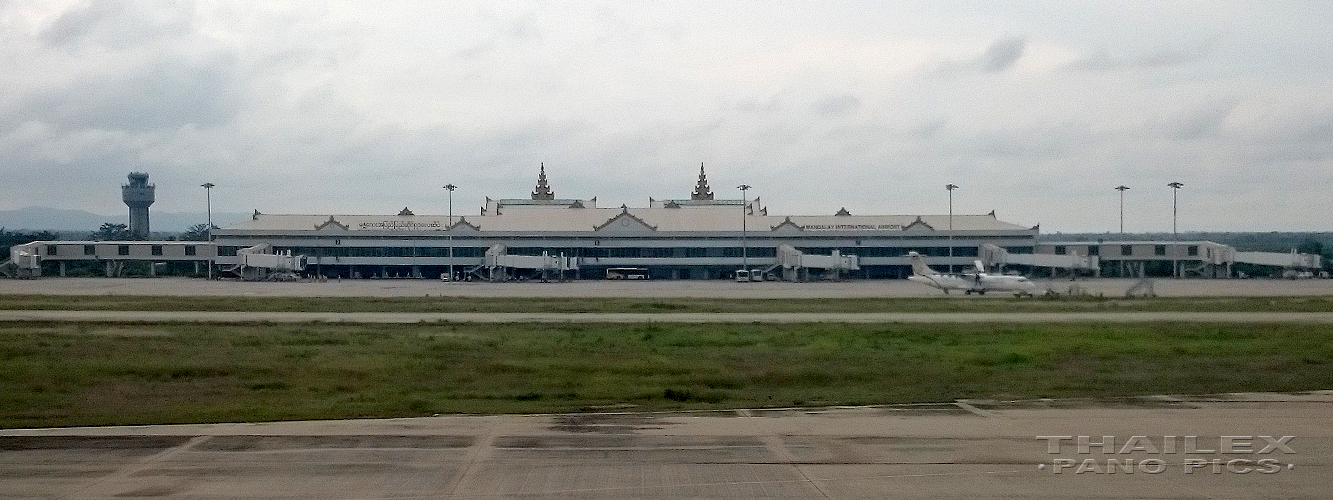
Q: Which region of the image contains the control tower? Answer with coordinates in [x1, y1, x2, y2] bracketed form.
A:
[122, 172, 155, 239]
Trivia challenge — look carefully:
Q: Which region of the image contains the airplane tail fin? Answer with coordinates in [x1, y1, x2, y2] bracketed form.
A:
[908, 251, 934, 276]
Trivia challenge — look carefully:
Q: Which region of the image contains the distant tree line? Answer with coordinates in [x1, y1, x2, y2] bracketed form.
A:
[0, 228, 58, 258]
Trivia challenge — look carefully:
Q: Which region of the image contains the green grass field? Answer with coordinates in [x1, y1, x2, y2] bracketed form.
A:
[2, 320, 1331, 428]
[1, 294, 1332, 313]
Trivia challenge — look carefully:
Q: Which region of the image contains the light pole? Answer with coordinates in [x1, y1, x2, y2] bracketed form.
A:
[1115, 185, 1130, 234]
[443, 184, 457, 282]
[946, 183, 959, 274]
[1168, 181, 1183, 278]
[201, 183, 214, 280]
[738, 184, 751, 278]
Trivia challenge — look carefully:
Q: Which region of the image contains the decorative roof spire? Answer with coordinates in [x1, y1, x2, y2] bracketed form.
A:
[531, 163, 554, 200]
[691, 162, 714, 200]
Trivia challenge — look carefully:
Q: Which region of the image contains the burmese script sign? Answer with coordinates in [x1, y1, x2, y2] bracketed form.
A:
[801, 224, 904, 231]
[358, 220, 444, 230]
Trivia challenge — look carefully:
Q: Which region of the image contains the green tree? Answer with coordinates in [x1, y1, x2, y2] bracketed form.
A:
[90, 223, 131, 241]
[1, 228, 57, 257]
[1296, 238, 1323, 256]
[181, 223, 216, 241]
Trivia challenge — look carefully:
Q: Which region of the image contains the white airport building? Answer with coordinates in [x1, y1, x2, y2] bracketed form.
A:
[209, 166, 1037, 280]
[2, 167, 1323, 280]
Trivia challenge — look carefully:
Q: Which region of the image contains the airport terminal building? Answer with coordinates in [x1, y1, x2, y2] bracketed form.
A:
[211, 166, 1039, 280]
[7, 168, 1323, 281]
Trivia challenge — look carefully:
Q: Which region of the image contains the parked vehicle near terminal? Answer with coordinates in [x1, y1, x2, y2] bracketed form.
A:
[734, 269, 764, 282]
[606, 267, 649, 280]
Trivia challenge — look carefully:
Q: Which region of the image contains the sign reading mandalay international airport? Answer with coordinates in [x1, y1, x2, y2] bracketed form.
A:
[801, 224, 904, 231]
[358, 220, 444, 230]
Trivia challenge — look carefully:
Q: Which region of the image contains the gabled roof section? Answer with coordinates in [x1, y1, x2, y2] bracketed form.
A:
[314, 216, 349, 232]
[594, 208, 658, 233]
[835, 207, 851, 216]
[770, 217, 804, 233]
[448, 217, 481, 233]
[902, 216, 934, 232]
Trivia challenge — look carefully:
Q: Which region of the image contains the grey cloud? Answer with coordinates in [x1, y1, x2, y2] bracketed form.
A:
[41, 0, 195, 50]
[812, 94, 861, 117]
[1157, 102, 1235, 140]
[931, 36, 1026, 76]
[980, 37, 1025, 72]
[13, 56, 243, 133]
[1063, 45, 1211, 72]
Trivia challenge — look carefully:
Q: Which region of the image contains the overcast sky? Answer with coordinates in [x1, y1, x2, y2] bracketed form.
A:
[2, 1, 1330, 232]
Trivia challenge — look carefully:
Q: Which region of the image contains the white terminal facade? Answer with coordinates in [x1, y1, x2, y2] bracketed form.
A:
[211, 165, 1038, 280]
[5, 167, 1323, 280]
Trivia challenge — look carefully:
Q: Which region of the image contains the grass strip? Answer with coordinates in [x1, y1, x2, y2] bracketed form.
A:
[1, 294, 1332, 313]
[1, 320, 1331, 428]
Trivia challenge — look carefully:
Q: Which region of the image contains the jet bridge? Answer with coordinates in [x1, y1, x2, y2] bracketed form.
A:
[980, 243, 1099, 275]
[1, 244, 41, 279]
[775, 244, 860, 281]
[483, 244, 578, 281]
[222, 243, 307, 281]
[1234, 250, 1323, 270]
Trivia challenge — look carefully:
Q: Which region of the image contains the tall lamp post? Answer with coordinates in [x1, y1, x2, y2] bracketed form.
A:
[200, 183, 214, 280]
[946, 183, 959, 274]
[1115, 185, 1130, 277]
[738, 184, 751, 278]
[443, 184, 457, 282]
[1168, 181, 1184, 278]
[1115, 185, 1130, 234]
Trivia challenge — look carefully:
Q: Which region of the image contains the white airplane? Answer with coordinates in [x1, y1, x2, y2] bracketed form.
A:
[905, 251, 1038, 296]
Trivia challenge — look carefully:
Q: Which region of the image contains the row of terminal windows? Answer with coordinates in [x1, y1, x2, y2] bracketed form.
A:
[264, 245, 1013, 259]
[37, 244, 1019, 260]
[1053, 245, 1199, 256]
[51, 245, 198, 256]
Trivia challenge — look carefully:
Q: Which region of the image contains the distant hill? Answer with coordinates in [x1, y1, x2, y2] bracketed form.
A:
[0, 207, 247, 233]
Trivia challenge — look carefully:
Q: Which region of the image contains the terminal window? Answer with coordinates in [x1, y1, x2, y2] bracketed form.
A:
[46, 245, 57, 256]
[151, 245, 163, 256]
[1155, 245, 1166, 256]
[84, 245, 95, 255]
[1121, 245, 1132, 255]
[1054, 246, 1066, 255]
[118, 245, 129, 256]
[184, 246, 196, 256]
[1188, 246, 1198, 256]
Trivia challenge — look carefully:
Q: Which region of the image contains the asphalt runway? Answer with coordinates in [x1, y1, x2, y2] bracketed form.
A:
[3, 393, 1330, 499]
[5, 310, 1333, 324]
[3, 276, 1333, 298]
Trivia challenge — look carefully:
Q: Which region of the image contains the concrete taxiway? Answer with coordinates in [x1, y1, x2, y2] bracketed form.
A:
[2, 393, 1330, 499]
[2, 277, 1333, 298]
[5, 310, 1333, 324]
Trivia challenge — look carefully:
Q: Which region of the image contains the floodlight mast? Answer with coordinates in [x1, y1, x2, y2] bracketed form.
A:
[443, 184, 457, 282]
[1168, 182, 1184, 278]
[201, 183, 215, 280]
[738, 184, 751, 279]
[946, 184, 959, 273]
[1115, 185, 1130, 234]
